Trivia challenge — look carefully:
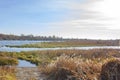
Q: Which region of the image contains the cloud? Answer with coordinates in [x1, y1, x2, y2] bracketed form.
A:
[40, 0, 120, 39]
[0, 0, 120, 39]
[51, 0, 119, 30]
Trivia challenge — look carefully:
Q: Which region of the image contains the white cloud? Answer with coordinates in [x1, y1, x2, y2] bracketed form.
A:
[44, 0, 120, 39]
[88, 0, 120, 29]
[7, 0, 120, 39]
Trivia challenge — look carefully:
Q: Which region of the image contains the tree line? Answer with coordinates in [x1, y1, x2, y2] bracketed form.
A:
[0, 33, 119, 46]
[0, 34, 63, 41]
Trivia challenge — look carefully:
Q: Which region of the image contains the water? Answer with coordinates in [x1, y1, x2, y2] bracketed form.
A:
[0, 40, 49, 52]
[0, 46, 120, 52]
[0, 40, 46, 47]
[18, 60, 36, 67]
[0, 40, 120, 52]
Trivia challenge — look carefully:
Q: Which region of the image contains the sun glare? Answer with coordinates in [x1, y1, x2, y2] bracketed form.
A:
[90, 0, 120, 29]
[100, 0, 120, 18]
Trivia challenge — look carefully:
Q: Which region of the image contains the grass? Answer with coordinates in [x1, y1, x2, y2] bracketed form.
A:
[0, 49, 120, 80]
[14, 49, 120, 66]
[0, 66, 16, 80]
[100, 59, 120, 80]
[40, 55, 116, 80]
[0, 58, 18, 66]
[0, 52, 18, 66]
[1, 49, 119, 66]
[0, 52, 17, 80]
[6, 40, 109, 48]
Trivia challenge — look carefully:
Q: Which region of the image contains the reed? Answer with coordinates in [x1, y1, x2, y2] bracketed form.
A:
[40, 55, 116, 80]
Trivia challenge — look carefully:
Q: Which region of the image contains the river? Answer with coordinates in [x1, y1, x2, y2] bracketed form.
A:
[0, 40, 120, 52]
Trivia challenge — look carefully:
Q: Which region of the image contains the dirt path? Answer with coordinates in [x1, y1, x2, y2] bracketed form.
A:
[16, 67, 46, 80]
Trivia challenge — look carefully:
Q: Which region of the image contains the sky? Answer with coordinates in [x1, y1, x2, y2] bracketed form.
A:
[0, 0, 120, 39]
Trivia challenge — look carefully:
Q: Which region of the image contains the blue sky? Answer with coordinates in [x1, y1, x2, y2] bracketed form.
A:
[0, 0, 77, 35]
[0, 0, 120, 39]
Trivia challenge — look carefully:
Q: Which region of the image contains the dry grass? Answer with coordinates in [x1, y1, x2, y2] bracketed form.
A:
[7, 40, 117, 48]
[16, 49, 120, 66]
[40, 55, 116, 80]
[0, 49, 119, 80]
[0, 66, 16, 80]
[100, 59, 120, 80]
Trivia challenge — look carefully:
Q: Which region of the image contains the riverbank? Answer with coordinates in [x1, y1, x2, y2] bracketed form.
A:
[0, 49, 120, 80]
[0, 49, 120, 66]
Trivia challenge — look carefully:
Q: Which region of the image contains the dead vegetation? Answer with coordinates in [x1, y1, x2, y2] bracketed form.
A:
[100, 59, 120, 80]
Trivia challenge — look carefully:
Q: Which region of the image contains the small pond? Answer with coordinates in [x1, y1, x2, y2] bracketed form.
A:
[17, 60, 36, 67]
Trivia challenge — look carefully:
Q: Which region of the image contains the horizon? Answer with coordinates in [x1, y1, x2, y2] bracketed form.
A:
[1, 33, 120, 40]
[0, 0, 120, 39]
